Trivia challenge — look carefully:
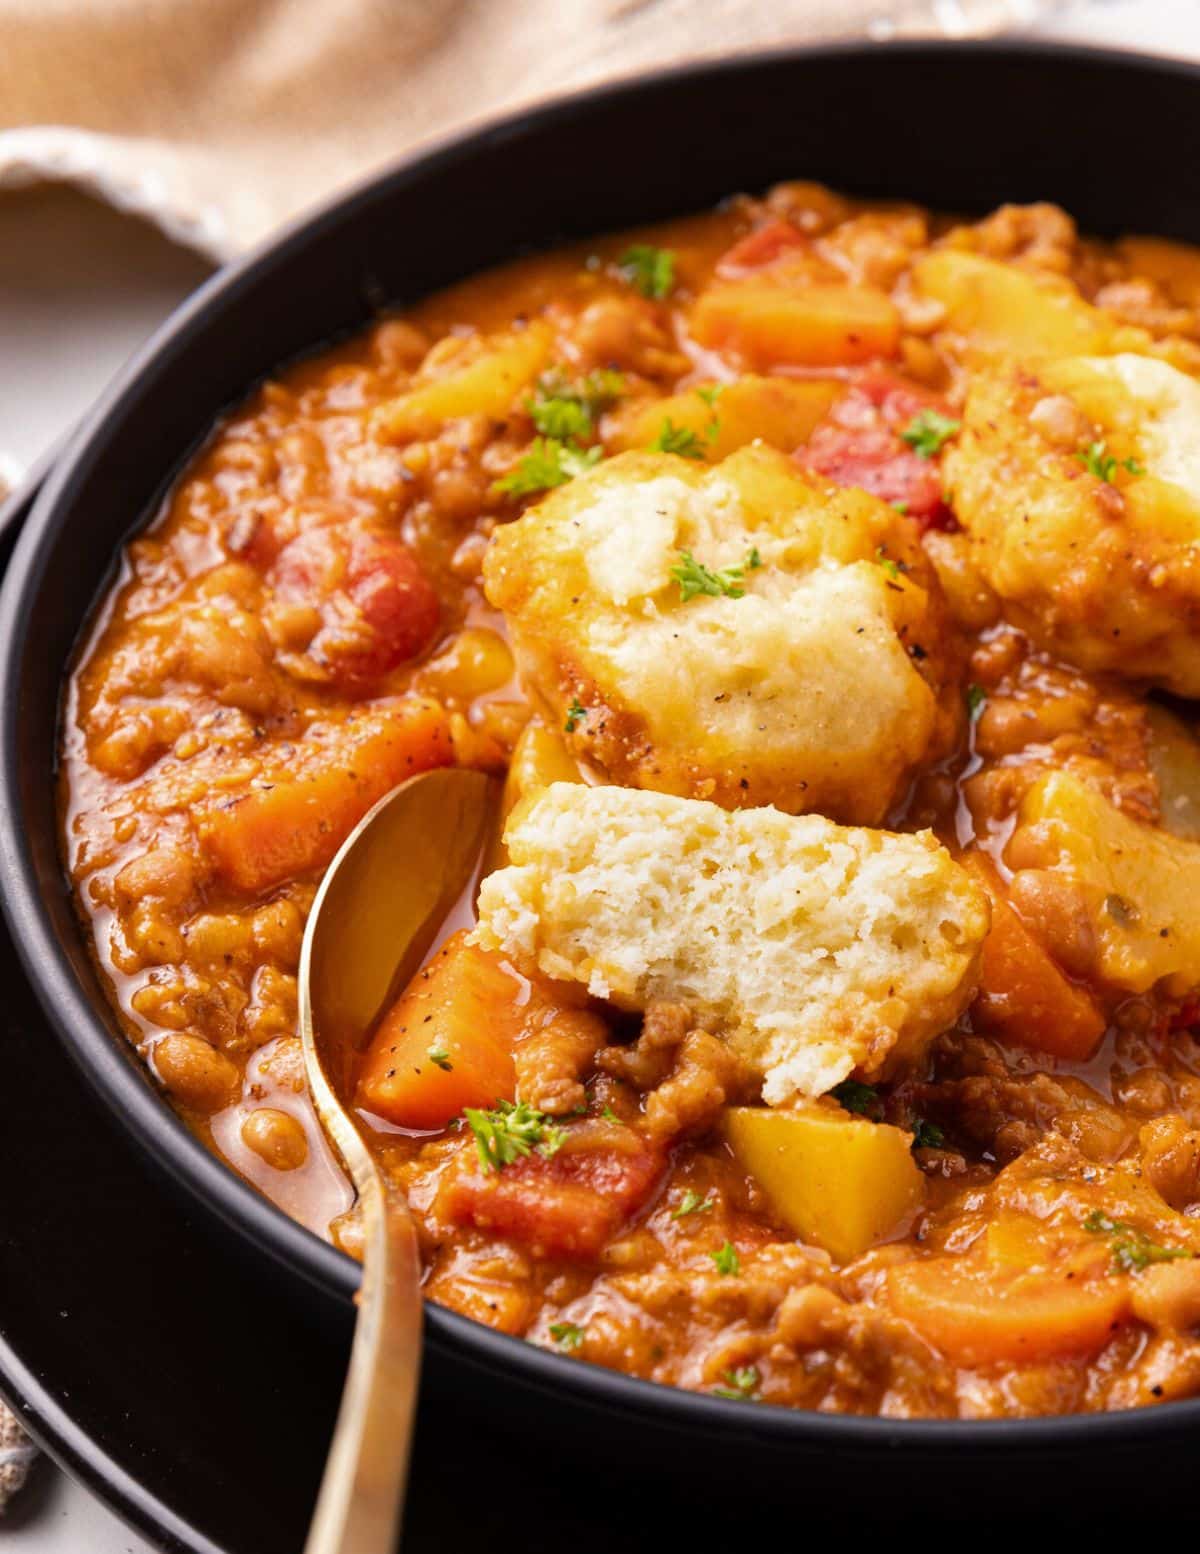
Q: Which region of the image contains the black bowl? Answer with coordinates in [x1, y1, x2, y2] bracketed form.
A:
[5, 38, 1200, 1508]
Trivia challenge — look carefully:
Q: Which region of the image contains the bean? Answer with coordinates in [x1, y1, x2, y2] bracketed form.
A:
[241, 1108, 308, 1171]
[153, 1033, 241, 1113]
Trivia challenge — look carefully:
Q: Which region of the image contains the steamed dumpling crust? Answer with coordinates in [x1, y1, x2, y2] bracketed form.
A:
[483, 445, 961, 825]
[473, 783, 989, 1106]
[945, 353, 1200, 693]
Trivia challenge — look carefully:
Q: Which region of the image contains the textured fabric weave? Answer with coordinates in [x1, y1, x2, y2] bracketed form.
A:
[0, 0, 1038, 258]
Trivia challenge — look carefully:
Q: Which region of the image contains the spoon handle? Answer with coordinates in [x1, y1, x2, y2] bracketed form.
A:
[303, 1172, 422, 1554]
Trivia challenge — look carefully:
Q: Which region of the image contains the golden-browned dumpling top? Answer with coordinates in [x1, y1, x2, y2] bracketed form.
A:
[945, 353, 1200, 694]
[483, 445, 960, 824]
[473, 784, 990, 1105]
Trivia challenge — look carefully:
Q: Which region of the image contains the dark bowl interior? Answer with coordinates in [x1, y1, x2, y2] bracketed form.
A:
[6, 39, 1200, 1494]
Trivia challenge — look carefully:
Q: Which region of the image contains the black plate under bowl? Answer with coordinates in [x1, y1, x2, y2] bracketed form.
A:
[4, 41, 1200, 1535]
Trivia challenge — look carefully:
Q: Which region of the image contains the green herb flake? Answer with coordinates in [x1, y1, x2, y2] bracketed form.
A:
[891, 499, 910, 514]
[549, 1321, 586, 1352]
[712, 1365, 760, 1401]
[671, 1188, 715, 1219]
[652, 417, 706, 460]
[601, 1103, 620, 1123]
[1083, 1209, 1193, 1273]
[966, 683, 986, 721]
[911, 1118, 945, 1151]
[493, 437, 602, 499]
[901, 408, 961, 459]
[617, 243, 676, 299]
[427, 1047, 453, 1072]
[671, 548, 761, 603]
[463, 1099, 567, 1173]
[1076, 439, 1145, 484]
[564, 697, 586, 734]
[831, 1079, 878, 1117]
[528, 369, 625, 439]
[875, 546, 902, 581]
[711, 1240, 741, 1276]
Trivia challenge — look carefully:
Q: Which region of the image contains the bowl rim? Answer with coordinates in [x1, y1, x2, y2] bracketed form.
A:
[6, 34, 1200, 1450]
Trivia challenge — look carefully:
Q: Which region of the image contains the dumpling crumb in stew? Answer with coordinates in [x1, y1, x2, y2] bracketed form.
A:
[62, 183, 1200, 1418]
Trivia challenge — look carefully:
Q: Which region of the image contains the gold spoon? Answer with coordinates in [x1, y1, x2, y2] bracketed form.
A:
[298, 766, 496, 1554]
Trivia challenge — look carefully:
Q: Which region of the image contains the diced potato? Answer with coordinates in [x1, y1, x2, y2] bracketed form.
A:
[690, 281, 899, 369]
[913, 250, 1115, 358]
[723, 1104, 924, 1263]
[485, 718, 584, 874]
[373, 323, 552, 440]
[962, 853, 1105, 1062]
[607, 376, 843, 461]
[502, 720, 583, 818]
[1015, 770, 1200, 994]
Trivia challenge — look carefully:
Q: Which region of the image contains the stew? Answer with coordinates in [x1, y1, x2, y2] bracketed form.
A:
[62, 183, 1200, 1418]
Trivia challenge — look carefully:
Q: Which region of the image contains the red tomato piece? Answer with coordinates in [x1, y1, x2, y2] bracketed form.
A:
[272, 527, 440, 689]
[801, 371, 958, 531]
[717, 218, 809, 277]
[438, 1124, 665, 1260]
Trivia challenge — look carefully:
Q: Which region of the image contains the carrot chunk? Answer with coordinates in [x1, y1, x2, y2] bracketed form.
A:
[691, 280, 899, 369]
[356, 930, 523, 1129]
[963, 853, 1105, 1062]
[198, 697, 451, 895]
[889, 1255, 1130, 1367]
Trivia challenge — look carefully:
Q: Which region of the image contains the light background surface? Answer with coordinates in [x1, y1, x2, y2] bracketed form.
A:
[0, 1, 1189, 1547]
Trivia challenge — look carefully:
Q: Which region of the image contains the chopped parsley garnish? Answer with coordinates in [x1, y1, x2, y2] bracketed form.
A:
[652, 418, 706, 459]
[711, 1241, 741, 1276]
[672, 1188, 715, 1219]
[463, 1099, 567, 1173]
[601, 1103, 620, 1123]
[618, 243, 676, 299]
[528, 369, 624, 439]
[564, 697, 586, 733]
[712, 1365, 760, 1401]
[911, 1118, 945, 1150]
[875, 546, 902, 581]
[901, 408, 961, 459]
[966, 683, 986, 721]
[493, 436, 602, 498]
[1083, 1210, 1193, 1273]
[891, 499, 910, 514]
[1076, 439, 1145, 483]
[549, 1321, 586, 1352]
[831, 1079, 878, 1116]
[671, 548, 761, 602]
[427, 1047, 453, 1071]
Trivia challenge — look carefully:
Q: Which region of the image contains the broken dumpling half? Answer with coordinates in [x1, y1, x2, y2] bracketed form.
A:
[483, 444, 961, 825]
[472, 783, 990, 1106]
[945, 352, 1200, 694]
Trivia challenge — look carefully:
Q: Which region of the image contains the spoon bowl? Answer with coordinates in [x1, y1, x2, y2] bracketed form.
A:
[297, 765, 496, 1554]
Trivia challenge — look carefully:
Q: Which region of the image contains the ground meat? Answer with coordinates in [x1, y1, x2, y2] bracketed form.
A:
[514, 1007, 610, 1117]
[642, 1029, 749, 1141]
[1139, 1115, 1200, 1210]
[966, 202, 1079, 274]
[596, 1000, 691, 1089]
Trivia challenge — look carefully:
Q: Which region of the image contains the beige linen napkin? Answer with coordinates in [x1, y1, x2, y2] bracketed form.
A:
[0, 0, 1042, 260]
[0, 0, 1038, 1517]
